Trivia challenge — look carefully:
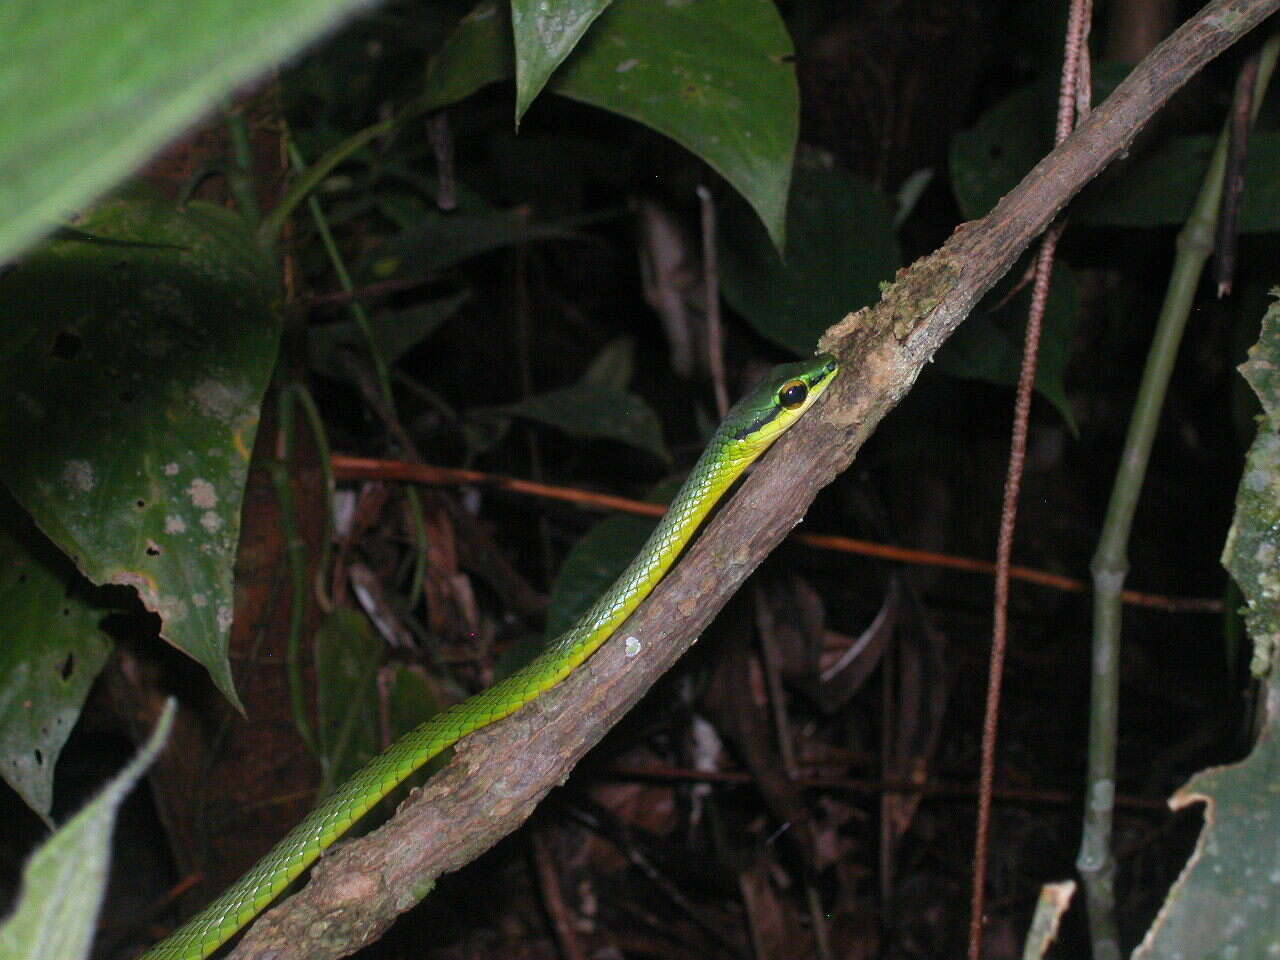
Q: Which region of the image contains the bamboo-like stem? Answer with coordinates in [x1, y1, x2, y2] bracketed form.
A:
[1076, 35, 1280, 960]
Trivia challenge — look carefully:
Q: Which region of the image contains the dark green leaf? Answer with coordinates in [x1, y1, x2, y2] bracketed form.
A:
[0, 496, 112, 823]
[720, 163, 900, 356]
[424, 0, 798, 250]
[511, 0, 612, 123]
[0, 193, 282, 710]
[544, 475, 680, 638]
[934, 263, 1079, 431]
[360, 208, 581, 283]
[495, 382, 670, 462]
[581, 337, 635, 390]
[949, 63, 1131, 221]
[545, 514, 656, 639]
[1076, 133, 1280, 232]
[313, 607, 383, 792]
[308, 290, 470, 381]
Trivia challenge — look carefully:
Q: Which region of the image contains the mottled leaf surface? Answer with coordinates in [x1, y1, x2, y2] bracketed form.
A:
[0, 496, 112, 823]
[1224, 294, 1280, 678]
[0, 700, 173, 960]
[0, 194, 281, 709]
[1136, 297, 1280, 958]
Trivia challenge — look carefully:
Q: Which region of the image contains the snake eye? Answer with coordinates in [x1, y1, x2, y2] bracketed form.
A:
[777, 379, 808, 409]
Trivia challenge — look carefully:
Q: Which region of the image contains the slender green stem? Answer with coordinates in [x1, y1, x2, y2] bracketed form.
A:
[1077, 36, 1279, 959]
[270, 381, 340, 756]
[260, 119, 394, 252]
[223, 106, 261, 229]
[267, 452, 315, 755]
[287, 140, 431, 610]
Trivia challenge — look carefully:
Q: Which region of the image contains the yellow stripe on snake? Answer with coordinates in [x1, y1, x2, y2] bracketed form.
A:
[140, 353, 838, 959]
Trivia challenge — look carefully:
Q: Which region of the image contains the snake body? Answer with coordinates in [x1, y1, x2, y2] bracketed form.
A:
[140, 353, 838, 960]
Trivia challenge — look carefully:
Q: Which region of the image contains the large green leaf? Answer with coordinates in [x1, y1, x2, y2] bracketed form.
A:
[949, 63, 1128, 222]
[719, 163, 900, 356]
[934, 262, 1080, 431]
[424, 0, 798, 250]
[1138, 297, 1280, 957]
[0, 0, 381, 266]
[0, 194, 282, 710]
[1075, 133, 1280, 233]
[0, 700, 174, 960]
[313, 608, 443, 797]
[511, 0, 611, 123]
[0, 496, 113, 824]
[545, 514, 656, 639]
[494, 382, 670, 463]
[313, 607, 383, 792]
[950, 63, 1280, 233]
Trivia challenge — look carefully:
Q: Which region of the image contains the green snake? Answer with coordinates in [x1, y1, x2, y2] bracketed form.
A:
[140, 353, 839, 960]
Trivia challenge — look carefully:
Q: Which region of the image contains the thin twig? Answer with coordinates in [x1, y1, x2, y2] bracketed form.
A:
[697, 185, 730, 417]
[530, 827, 588, 960]
[970, 3, 1090, 957]
[595, 762, 1171, 811]
[330, 453, 1221, 612]
[1214, 50, 1261, 297]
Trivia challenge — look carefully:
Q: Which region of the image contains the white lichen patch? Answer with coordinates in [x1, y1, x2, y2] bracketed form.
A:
[163, 462, 180, 476]
[192, 593, 208, 608]
[200, 511, 223, 533]
[625, 636, 642, 658]
[63, 460, 95, 492]
[216, 605, 234, 632]
[191, 379, 247, 420]
[165, 515, 186, 534]
[188, 478, 217, 508]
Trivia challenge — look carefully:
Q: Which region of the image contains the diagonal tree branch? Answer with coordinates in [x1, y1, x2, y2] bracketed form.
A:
[227, 1, 1279, 956]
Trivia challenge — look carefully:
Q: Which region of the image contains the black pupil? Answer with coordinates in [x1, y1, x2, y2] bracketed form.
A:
[779, 382, 807, 408]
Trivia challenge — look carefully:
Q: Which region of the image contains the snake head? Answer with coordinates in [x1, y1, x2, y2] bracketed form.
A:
[719, 352, 839, 456]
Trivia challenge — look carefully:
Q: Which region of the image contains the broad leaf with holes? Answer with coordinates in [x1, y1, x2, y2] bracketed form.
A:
[0, 192, 281, 710]
[0, 495, 113, 823]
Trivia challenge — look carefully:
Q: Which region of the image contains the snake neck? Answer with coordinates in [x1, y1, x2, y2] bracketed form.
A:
[549, 431, 753, 660]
